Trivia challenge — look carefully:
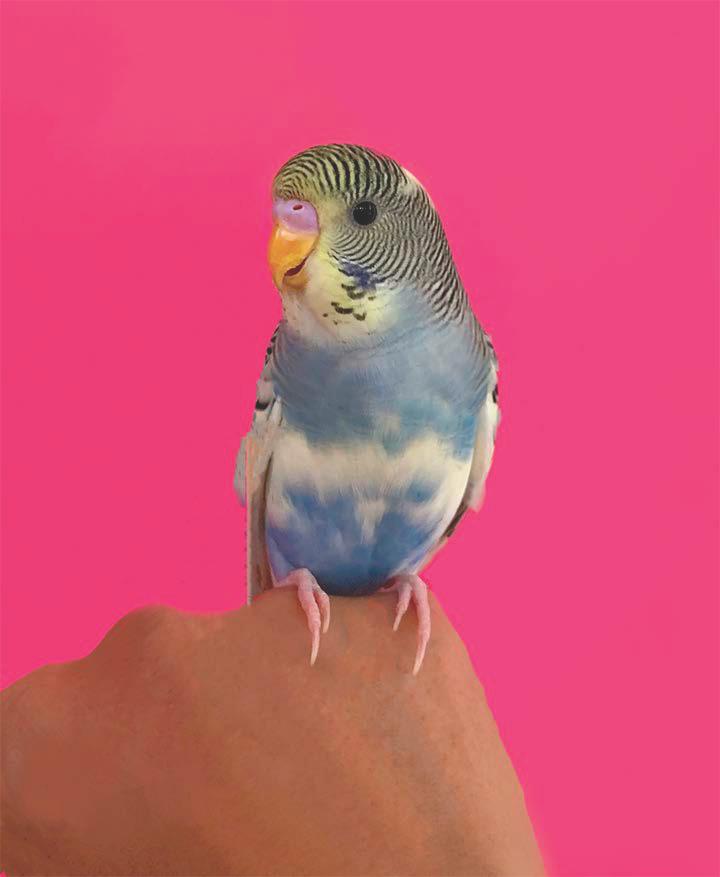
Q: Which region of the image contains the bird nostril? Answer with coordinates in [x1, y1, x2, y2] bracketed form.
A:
[273, 198, 318, 234]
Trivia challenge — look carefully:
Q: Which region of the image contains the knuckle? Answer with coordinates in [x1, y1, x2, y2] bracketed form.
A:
[121, 603, 179, 636]
[95, 604, 186, 659]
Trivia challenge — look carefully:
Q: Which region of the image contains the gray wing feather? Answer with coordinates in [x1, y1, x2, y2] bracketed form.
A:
[463, 377, 500, 512]
[234, 325, 281, 602]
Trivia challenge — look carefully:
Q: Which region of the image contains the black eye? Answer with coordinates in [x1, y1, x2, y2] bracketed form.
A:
[352, 201, 377, 226]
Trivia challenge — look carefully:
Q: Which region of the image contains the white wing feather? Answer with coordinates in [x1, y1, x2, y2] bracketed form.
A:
[234, 328, 281, 603]
[463, 382, 500, 512]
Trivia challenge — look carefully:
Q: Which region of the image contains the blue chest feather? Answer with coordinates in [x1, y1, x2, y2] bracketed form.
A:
[272, 319, 486, 456]
[265, 318, 489, 594]
[266, 481, 446, 595]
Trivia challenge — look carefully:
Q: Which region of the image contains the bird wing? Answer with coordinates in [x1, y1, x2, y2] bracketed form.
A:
[457, 327, 501, 514]
[416, 366, 500, 573]
[233, 325, 281, 603]
[449, 378, 500, 524]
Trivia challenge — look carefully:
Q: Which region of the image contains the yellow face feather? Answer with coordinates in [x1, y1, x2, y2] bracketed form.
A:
[278, 240, 397, 345]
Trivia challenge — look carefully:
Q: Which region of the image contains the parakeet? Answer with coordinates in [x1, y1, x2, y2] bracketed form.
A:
[235, 145, 499, 674]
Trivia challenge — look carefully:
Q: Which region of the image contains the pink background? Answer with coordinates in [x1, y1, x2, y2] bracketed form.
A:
[2, 2, 718, 874]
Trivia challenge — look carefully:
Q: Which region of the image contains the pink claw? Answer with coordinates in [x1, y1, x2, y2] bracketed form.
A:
[275, 569, 330, 665]
[387, 574, 432, 674]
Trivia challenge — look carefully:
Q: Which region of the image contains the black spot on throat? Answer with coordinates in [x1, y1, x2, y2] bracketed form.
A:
[342, 282, 367, 301]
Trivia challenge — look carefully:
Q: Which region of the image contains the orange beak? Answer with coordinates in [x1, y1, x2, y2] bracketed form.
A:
[267, 222, 318, 291]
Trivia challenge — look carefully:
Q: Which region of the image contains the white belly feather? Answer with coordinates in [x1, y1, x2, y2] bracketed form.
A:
[266, 427, 472, 550]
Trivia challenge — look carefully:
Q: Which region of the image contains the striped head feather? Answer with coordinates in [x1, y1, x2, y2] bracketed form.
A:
[270, 144, 472, 348]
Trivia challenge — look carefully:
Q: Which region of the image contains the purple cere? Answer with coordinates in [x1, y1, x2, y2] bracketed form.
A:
[273, 198, 319, 234]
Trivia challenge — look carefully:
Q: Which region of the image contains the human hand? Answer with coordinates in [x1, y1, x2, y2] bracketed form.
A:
[1, 588, 544, 876]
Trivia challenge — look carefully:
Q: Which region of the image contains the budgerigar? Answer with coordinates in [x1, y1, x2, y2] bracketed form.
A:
[235, 145, 499, 674]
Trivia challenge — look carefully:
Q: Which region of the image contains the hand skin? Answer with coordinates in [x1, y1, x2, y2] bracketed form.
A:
[1, 589, 544, 876]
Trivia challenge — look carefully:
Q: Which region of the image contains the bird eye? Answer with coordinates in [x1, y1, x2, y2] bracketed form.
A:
[352, 201, 377, 226]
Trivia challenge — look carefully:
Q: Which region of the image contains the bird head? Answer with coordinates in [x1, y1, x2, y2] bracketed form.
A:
[268, 144, 459, 345]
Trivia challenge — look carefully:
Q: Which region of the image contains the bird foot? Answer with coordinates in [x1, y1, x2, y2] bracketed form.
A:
[386, 574, 431, 675]
[275, 569, 330, 666]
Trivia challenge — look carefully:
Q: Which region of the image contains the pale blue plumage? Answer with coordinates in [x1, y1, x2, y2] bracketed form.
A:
[235, 145, 500, 672]
[262, 300, 492, 595]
